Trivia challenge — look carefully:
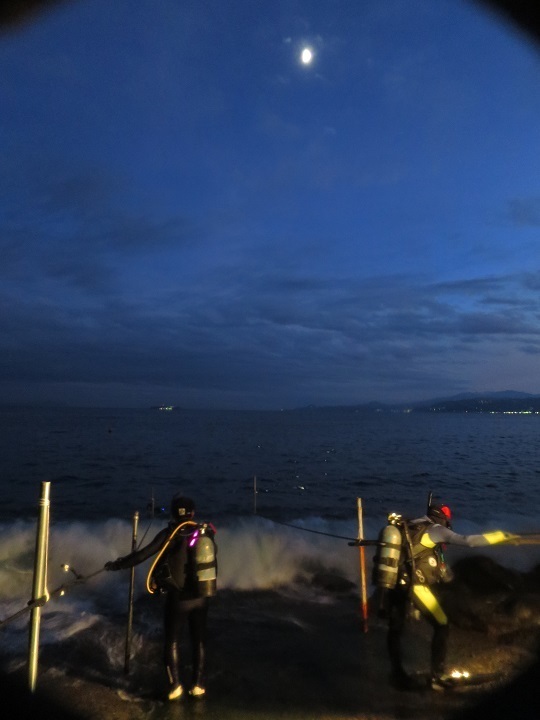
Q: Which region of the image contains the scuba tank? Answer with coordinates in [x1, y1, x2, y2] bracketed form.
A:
[373, 513, 403, 590]
[146, 520, 218, 597]
[191, 523, 218, 597]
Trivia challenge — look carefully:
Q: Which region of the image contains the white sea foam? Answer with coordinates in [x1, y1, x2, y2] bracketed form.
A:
[1, 515, 359, 605]
[1, 510, 539, 676]
[2, 511, 539, 613]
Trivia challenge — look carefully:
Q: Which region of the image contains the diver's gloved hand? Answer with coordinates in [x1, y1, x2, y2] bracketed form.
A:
[483, 531, 520, 545]
[104, 559, 122, 571]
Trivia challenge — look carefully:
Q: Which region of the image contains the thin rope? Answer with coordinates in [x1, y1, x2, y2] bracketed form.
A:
[0, 567, 106, 629]
[136, 517, 155, 549]
[258, 515, 359, 542]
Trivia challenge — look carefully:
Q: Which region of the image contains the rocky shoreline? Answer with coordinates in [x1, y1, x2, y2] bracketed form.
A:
[1, 553, 539, 719]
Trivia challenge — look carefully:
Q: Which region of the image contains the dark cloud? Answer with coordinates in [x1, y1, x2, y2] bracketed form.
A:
[0, 159, 203, 297]
[1, 259, 539, 408]
[508, 197, 540, 226]
[458, 312, 538, 335]
[522, 272, 540, 291]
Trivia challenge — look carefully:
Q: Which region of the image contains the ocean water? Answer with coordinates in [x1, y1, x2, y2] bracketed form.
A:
[1, 405, 539, 524]
[1, 406, 539, 712]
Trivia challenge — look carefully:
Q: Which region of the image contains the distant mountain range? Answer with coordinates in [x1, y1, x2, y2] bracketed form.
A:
[3, 391, 538, 414]
[296, 391, 540, 414]
[406, 391, 540, 414]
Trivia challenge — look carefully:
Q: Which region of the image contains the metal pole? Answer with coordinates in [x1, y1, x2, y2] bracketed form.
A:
[357, 497, 369, 633]
[28, 481, 51, 692]
[124, 510, 139, 674]
[253, 475, 257, 514]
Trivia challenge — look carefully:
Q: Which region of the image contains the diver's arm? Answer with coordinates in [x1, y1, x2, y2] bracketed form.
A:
[105, 527, 169, 570]
[424, 524, 517, 547]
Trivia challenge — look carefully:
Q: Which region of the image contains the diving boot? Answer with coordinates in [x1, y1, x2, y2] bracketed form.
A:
[168, 684, 184, 701]
[431, 674, 456, 691]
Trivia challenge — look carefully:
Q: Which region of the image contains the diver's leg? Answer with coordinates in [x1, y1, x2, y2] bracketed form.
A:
[387, 588, 410, 684]
[411, 585, 449, 683]
[431, 622, 450, 679]
[164, 592, 187, 698]
[188, 599, 209, 693]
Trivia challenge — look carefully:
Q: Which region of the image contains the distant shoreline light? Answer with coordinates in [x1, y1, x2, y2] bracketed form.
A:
[491, 410, 539, 415]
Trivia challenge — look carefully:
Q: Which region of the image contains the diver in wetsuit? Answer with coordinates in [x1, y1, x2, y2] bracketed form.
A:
[385, 502, 517, 691]
[105, 494, 217, 701]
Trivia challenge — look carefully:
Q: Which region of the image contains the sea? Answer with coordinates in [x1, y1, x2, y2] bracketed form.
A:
[1, 405, 539, 716]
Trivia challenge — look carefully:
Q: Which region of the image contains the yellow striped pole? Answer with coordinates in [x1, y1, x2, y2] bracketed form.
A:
[357, 497, 368, 632]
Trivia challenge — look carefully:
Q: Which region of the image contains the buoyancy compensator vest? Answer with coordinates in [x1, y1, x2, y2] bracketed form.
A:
[373, 513, 452, 590]
[403, 519, 449, 586]
[146, 521, 218, 597]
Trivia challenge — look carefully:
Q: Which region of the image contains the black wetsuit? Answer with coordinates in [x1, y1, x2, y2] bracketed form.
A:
[164, 593, 208, 688]
[109, 521, 210, 689]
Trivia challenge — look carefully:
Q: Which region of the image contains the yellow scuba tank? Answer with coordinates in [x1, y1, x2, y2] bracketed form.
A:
[192, 523, 217, 597]
[373, 513, 403, 590]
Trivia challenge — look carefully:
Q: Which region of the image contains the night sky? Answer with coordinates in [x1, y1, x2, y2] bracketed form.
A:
[1, 0, 539, 410]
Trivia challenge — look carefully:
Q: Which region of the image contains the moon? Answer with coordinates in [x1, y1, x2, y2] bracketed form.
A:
[301, 47, 313, 65]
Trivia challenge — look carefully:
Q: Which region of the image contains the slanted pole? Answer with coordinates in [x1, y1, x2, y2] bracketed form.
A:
[357, 497, 369, 632]
[124, 510, 139, 674]
[28, 481, 51, 692]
